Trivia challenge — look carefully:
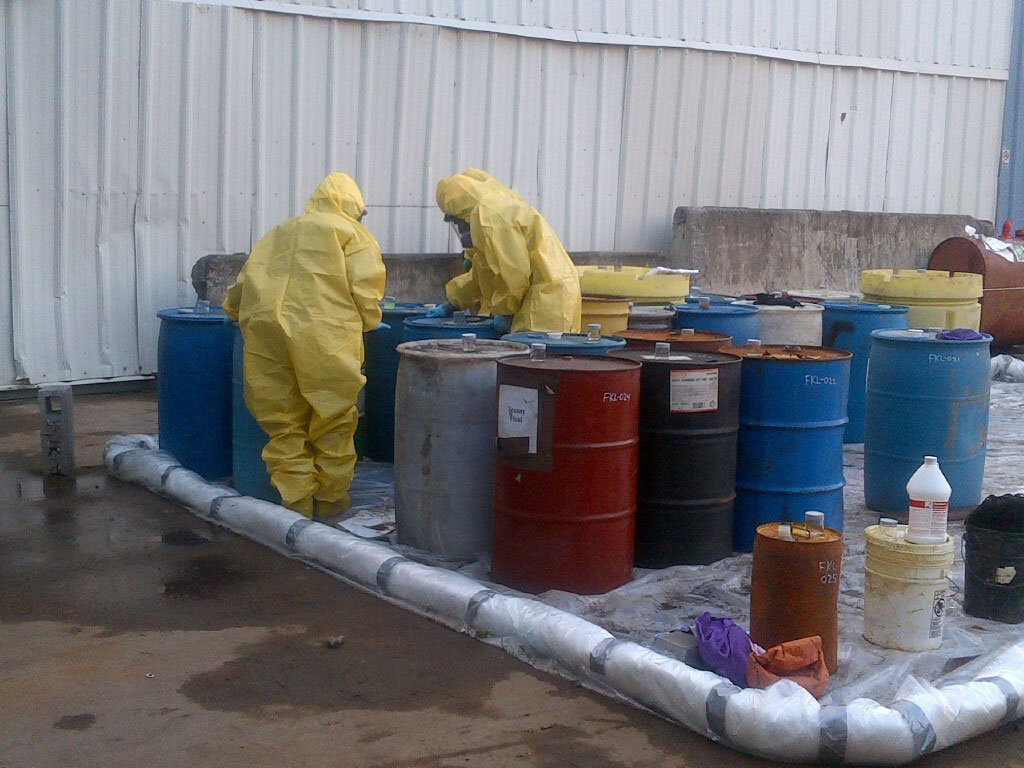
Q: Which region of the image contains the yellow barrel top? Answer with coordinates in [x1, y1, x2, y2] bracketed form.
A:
[578, 265, 695, 302]
[861, 269, 983, 300]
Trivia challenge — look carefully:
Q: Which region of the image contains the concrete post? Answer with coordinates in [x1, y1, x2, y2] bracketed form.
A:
[38, 384, 76, 477]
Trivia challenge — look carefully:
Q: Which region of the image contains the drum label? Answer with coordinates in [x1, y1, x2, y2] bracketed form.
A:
[670, 368, 718, 413]
[498, 385, 539, 454]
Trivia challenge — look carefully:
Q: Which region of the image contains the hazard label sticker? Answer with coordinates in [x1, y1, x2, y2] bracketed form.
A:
[670, 368, 719, 413]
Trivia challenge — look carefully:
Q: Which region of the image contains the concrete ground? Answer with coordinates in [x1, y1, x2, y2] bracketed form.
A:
[1, 391, 1021, 767]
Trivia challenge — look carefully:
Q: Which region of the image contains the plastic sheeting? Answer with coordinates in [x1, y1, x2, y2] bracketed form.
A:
[105, 382, 1024, 765]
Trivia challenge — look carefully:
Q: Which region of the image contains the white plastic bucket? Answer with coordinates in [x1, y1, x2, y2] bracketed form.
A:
[863, 523, 955, 651]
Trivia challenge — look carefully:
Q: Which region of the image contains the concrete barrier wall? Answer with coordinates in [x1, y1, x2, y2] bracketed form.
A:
[195, 251, 666, 308]
[671, 208, 995, 296]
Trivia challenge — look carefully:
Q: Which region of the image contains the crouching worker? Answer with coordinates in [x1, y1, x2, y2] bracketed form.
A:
[428, 170, 581, 334]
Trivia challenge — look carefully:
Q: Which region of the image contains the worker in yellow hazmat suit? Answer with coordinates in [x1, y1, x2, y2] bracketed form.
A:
[223, 173, 386, 519]
[428, 171, 582, 334]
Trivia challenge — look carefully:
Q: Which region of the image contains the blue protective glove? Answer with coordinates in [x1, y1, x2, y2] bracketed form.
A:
[425, 302, 455, 319]
[492, 315, 513, 335]
[462, 256, 472, 271]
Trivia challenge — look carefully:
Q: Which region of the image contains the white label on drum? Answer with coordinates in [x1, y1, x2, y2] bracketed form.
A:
[498, 385, 539, 453]
[670, 368, 719, 413]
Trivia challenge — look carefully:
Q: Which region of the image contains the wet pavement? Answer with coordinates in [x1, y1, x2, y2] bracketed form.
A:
[1, 391, 1022, 767]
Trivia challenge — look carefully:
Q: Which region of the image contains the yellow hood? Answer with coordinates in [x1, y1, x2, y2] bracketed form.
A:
[306, 172, 367, 222]
[436, 173, 491, 221]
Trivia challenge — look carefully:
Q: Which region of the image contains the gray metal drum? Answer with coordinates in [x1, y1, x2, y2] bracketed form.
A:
[733, 301, 824, 346]
[394, 337, 529, 557]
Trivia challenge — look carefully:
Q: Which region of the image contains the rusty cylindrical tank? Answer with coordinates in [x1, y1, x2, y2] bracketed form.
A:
[750, 514, 843, 673]
[492, 355, 641, 594]
[929, 236, 1024, 346]
[610, 347, 742, 566]
[619, 328, 732, 353]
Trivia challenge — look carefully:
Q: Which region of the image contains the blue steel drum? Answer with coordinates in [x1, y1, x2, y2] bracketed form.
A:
[864, 329, 992, 515]
[821, 302, 909, 444]
[364, 302, 428, 461]
[502, 332, 626, 356]
[231, 326, 280, 503]
[157, 308, 234, 480]
[727, 344, 852, 551]
[403, 314, 498, 342]
[673, 303, 760, 345]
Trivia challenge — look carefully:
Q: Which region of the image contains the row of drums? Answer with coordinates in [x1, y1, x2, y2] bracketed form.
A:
[157, 302, 992, 595]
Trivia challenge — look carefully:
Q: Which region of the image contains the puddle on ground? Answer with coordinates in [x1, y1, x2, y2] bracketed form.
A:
[163, 555, 245, 600]
[18, 473, 107, 500]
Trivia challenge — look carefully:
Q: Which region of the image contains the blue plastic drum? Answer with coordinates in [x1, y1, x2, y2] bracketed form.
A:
[231, 325, 280, 503]
[403, 315, 498, 342]
[673, 303, 760, 345]
[864, 329, 992, 515]
[364, 302, 428, 462]
[157, 308, 234, 481]
[729, 344, 852, 551]
[821, 302, 909, 443]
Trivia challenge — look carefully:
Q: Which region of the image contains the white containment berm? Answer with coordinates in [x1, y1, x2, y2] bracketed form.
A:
[394, 336, 529, 557]
[863, 521, 955, 652]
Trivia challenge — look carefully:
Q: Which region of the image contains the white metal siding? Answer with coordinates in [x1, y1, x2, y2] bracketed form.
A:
[0, 0, 1014, 385]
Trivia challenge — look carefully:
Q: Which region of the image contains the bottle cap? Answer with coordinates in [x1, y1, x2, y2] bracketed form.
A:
[805, 511, 825, 530]
[880, 517, 898, 528]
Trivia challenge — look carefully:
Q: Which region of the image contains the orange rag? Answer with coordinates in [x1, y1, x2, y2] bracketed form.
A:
[747, 635, 830, 699]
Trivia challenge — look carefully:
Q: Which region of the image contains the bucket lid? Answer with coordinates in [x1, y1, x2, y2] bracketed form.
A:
[396, 338, 529, 360]
[157, 307, 230, 324]
[721, 344, 852, 362]
[821, 301, 910, 314]
[865, 524, 955, 559]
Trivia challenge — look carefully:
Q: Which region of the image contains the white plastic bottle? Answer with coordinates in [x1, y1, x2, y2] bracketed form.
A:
[905, 456, 952, 544]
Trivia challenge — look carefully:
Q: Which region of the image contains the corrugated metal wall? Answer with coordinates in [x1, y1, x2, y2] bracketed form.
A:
[1, 0, 1014, 385]
[998, 0, 1024, 227]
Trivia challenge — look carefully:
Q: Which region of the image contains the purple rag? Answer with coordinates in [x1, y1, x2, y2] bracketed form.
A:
[937, 328, 985, 340]
[693, 612, 754, 687]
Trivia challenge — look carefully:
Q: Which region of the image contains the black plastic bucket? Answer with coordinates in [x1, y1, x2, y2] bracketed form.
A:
[964, 494, 1024, 624]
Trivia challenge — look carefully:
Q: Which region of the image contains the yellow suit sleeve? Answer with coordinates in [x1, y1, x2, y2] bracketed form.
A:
[445, 269, 481, 310]
[474, 218, 531, 317]
[345, 239, 386, 332]
[222, 270, 245, 321]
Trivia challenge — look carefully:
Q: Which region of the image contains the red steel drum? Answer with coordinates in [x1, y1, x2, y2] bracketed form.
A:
[492, 355, 641, 594]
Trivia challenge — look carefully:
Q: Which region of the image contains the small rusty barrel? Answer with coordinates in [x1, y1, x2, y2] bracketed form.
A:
[610, 347, 741, 566]
[619, 328, 732, 353]
[750, 513, 843, 673]
[492, 354, 641, 593]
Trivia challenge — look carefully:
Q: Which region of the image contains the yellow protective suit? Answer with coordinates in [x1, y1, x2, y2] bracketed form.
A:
[437, 172, 582, 333]
[223, 173, 386, 518]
